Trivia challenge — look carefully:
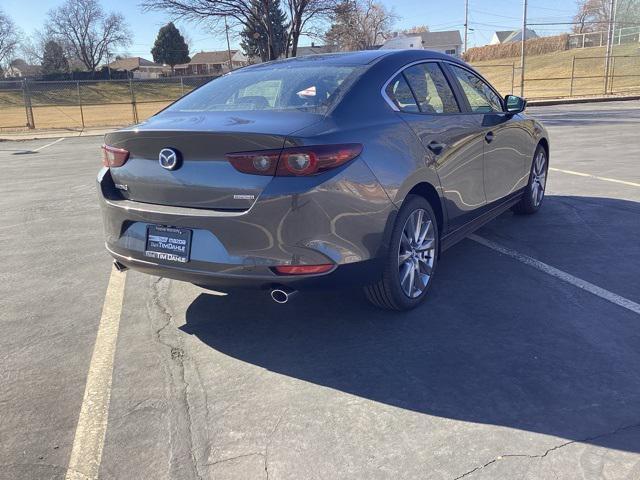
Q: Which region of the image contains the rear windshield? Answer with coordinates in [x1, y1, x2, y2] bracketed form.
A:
[165, 63, 364, 115]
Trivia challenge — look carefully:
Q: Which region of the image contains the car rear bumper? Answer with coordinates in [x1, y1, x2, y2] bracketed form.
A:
[97, 160, 395, 290]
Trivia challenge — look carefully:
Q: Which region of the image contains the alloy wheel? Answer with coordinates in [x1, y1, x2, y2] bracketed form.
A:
[398, 209, 436, 298]
[531, 150, 547, 207]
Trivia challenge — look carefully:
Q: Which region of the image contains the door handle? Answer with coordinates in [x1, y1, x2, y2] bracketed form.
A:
[427, 141, 446, 155]
[485, 131, 494, 143]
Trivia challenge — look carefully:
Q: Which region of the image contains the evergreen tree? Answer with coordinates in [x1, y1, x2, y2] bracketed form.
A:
[41, 40, 69, 75]
[151, 22, 190, 74]
[240, 0, 289, 62]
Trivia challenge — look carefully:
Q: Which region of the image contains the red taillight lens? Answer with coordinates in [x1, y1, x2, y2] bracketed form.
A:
[101, 145, 129, 168]
[225, 149, 280, 175]
[272, 264, 334, 275]
[226, 144, 363, 176]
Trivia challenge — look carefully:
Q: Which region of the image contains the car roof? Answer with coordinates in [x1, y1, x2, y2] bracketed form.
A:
[242, 49, 464, 69]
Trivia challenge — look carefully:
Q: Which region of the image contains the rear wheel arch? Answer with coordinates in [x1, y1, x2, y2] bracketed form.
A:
[406, 182, 444, 236]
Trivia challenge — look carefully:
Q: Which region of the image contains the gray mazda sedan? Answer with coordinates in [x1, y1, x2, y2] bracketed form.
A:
[98, 49, 549, 310]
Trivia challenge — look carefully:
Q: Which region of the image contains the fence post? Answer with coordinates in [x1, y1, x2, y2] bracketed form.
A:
[180, 76, 185, 96]
[22, 79, 35, 129]
[609, 56, 616, 94]
[77, 81, 85, 129]
[569, 55, 576, 97]
[510, 63, 515, 94]
[129, 78, 139, 124]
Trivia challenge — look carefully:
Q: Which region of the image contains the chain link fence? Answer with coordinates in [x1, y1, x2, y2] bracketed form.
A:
[474, 54, 640, 99]
[1, 54, 639, 132]
[0, 75, 217, 131]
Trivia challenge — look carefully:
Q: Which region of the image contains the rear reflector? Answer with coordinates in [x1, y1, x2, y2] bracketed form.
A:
[102, 145, 130, 168]
[226, 144, 363, 176]
[272, 264, 334, 275]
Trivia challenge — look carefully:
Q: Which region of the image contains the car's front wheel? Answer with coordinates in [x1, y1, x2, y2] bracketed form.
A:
[364, 195, 439, 311]
[512, 144, 548, 215]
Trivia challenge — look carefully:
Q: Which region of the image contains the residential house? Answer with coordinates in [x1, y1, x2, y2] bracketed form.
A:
[4, 59, 41, 78]
[108, 57, 168, 79]
[490, 29, 538, 45]
[381, 31, 463, 56]
[296, 43, 335, 57]
[174, 50, 248, 76]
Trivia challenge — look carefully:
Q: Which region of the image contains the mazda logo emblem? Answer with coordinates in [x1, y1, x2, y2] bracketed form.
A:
[159, 148, 181, 170]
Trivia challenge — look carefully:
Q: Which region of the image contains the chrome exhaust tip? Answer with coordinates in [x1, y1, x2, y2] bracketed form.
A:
[113, 260, 128, 272]
[270, 287, 296, 304]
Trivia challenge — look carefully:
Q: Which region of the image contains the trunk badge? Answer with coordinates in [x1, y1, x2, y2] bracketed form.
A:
[159, 148, 181, 170]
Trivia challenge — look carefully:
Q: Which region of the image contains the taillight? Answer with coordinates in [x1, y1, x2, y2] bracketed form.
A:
[101, 145, 129, 168]
[226, 144, 362, 176]
[272, 264, 334, 275]
[225, 149, 280, 175]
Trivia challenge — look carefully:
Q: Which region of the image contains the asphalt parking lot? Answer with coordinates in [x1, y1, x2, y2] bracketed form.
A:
[1, 100, 639, 480]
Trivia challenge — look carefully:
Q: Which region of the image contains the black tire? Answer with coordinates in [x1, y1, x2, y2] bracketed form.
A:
[364, 195, 439, 311]
[512, 144, 548, 215]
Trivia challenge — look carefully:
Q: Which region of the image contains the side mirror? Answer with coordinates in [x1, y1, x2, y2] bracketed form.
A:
[505, 95, 527, 114]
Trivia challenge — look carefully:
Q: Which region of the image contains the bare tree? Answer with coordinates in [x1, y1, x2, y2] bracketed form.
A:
[573, 0, 640, 33]
[140, 0, 336, 59]
[325, 0, 396, 51]
[45, 0, 131, 72]
[0, 10, 21, 68]
[285, 0, 337, 57]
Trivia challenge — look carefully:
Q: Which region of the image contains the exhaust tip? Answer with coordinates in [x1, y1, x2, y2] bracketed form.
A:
[271, 288, 297, 304]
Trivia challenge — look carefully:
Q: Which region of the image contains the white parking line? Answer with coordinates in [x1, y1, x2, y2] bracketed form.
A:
[469, 234, 640, 316]
[550, 167, 640, 188]
[65, 266, 127, 480]
[33, 137, 65, 151]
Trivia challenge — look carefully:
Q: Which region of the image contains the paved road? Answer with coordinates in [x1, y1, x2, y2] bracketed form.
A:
[1, 101, 639, 480]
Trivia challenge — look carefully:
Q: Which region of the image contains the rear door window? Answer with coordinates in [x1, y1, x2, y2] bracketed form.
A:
[402, 63, 460, 114]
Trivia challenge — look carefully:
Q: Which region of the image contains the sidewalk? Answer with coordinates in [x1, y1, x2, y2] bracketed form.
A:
[0, 126, 116, 142]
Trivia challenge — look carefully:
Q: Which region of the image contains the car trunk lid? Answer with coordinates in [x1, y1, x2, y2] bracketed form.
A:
[105, 110, 322, 210]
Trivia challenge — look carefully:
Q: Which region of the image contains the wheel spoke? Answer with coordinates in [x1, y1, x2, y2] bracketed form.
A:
[419, 260, 433, 276]
[417, 219, 431, 245]
[414, 269, 426, 291]
[414, 210, 423, 242]
[398, 251, 412, 266]
[400, 262, 411, 286]
[400, 231, 411, 250]
[417, 238, 434, 252]
[535, 152, 545, 174]
[406, 264, 415, 295]
[536, 183, 545, 203]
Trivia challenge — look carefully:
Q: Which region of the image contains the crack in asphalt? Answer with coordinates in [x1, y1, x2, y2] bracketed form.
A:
[452, 422, 640, 479]
[149, 278, 204, 480]
[264, 409, 288, 480]
[203, 452, 266, 467]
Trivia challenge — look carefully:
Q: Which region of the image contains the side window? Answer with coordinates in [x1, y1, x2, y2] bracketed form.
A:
[402, 63, 460, 114]
[385, 74, 419, 113]
[448, 65, 503, 113]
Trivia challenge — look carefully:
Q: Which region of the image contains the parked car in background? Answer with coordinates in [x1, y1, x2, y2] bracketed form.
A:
[98, 49, 549, 311]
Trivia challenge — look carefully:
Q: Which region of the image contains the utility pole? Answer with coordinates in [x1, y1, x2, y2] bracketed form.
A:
[224, 16, 234, 72]
[463, 0, 469, 54]
[519, 0, 528, 97]
[603, 0, 616, 94]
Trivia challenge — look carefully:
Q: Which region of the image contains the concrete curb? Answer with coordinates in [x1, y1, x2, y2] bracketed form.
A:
[0, 128, 116, 142]
[528, 95, 640, 107]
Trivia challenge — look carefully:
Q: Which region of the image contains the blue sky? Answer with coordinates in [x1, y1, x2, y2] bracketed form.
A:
[3, 0, 578, 57]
